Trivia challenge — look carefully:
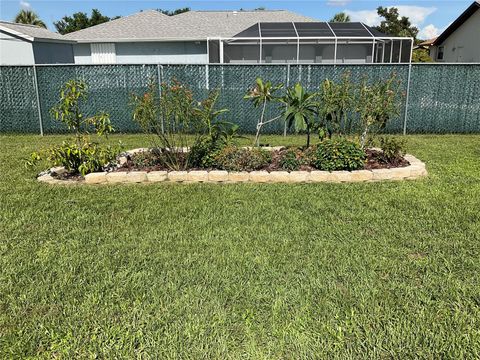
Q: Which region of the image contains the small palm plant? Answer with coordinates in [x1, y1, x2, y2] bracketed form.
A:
[244, 77, 283, 146]
[281, 83, 318, 148]
[14, 10, 46, 28]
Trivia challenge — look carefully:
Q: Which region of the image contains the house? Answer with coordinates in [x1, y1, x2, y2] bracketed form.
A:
[0, 9, 413, 65]
[414, 38, 437, 51]
[0, 21, 75, 65]
[64, 10, 412, 64]
[430, 1, 480, 62]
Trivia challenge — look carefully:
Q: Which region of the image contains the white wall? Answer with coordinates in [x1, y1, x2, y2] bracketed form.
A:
[116, 42, 207, 64]
[0, 31, 34, 65]
[431, 10, 480, 62]
[73, 43, 92, 64]
[73, 41, 208, 64]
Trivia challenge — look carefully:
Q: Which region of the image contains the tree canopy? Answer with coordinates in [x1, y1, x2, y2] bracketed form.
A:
[374, 7, 419, 40]
[14, 10, 46, 28]
[54, 9, 119, 35]
[330, 12, 350, 22]
[157, 8, 190, 16]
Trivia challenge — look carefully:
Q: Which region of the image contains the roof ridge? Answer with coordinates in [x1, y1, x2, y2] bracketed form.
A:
[64, 9, 170, 37]
[0, 20, 46, 29]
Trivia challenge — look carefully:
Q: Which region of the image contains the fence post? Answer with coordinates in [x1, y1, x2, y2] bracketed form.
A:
[284, 64, 290, 137]
[156, 64, 164, 133]
[32, 65, 43, 136]
[403, 63, 412, 135]
[205, 64, 209, 90]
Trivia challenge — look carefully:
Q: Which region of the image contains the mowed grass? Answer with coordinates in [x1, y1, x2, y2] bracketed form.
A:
[1, 134, 480, 359]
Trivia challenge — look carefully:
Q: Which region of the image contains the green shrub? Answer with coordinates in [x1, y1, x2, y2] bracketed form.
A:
[189, 138, 222, 168]
[213, 146, 271, 172]
[379, 136, 406, 163]
[280, 149, 301, 171]
[314, 138, 366, 171]
[131, 151, 163, 168]
[279, 147, 316, 171]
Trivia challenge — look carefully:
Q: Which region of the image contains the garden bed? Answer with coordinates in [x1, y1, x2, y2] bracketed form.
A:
[37, 147, 427, 185]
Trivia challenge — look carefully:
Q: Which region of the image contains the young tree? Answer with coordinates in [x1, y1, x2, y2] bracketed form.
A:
[54, 9, 119, 34]
[330, 12, 350, 22]
[282, 83, 318, 148]
[375, 7, 419, 39]
[244, 78, 283, 147]
[14, 10, 46, 28]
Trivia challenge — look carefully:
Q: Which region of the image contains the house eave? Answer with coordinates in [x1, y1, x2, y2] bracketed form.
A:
[73, 37, 208, 43]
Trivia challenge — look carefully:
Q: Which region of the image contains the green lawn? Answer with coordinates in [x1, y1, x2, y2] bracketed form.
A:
[1, 134, 479, 358]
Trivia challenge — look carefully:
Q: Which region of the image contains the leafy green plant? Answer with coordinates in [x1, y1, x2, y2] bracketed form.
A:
[132, 79, 202, 170]
[189, 89, 243, 168]
[26, 79, 120, 176]
[213, 145, 271, 172]
[281, 83, 318, 148]
[356, 73, 402, 148]
[320, 71, 355, 136]
[379, 136, 407, 163]
[279, 147, 316, 171]
[244, 78, 283, 147]
[314, 138, 366, 171]
[279, 149, 301, 171]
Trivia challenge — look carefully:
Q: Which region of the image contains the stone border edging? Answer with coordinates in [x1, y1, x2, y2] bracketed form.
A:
[37, 154, 427, 185]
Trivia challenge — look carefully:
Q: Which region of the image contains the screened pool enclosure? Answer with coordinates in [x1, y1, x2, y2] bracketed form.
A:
[208, 22, 413, 64]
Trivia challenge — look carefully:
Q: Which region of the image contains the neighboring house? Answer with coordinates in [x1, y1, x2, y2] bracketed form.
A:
[64, 10, 412, 64]
[0, 21, 75, 65]
[430, 1, 480, 62]
[414, 38, 437, 51]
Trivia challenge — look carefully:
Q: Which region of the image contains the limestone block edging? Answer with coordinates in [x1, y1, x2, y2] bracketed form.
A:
[38, 154, 428, 185]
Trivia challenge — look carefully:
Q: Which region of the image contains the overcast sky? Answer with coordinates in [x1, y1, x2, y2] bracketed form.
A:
[0, 0, 474, 39]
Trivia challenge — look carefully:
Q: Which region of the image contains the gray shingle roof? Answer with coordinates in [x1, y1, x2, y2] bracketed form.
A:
[0, 21, 70, 42]
[64, 10, 317, 42]
[63, 10, 178, 41]
[172, 10, 317, 38]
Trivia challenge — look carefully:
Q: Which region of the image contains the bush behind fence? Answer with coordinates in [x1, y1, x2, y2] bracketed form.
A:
[0, 64, 479, 134]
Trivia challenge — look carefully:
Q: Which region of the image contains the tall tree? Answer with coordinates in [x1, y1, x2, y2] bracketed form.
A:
[330, 12, 350, 22]
[14, 10, 46, 28]
[54, 9, 119, 35]
[157, 8, 190, 16]
[375, 7, 419, 39]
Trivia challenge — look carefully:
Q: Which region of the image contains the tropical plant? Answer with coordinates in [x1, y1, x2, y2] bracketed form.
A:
[14, 10, 46, 28]
[314, 138, 366, 171]
[193, 89, 240, 146]
[189, 89, 242, 167]
[319, 71, 355, 137]
[26, 80, 120, 175]
[132, 79, 200, 170]
[356, 73, 403, 148]
[244, 78, 283, 147]
[281, 83, 318, 148]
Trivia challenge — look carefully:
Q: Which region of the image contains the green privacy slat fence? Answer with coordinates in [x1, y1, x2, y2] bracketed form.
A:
[0, 64, 479, 134]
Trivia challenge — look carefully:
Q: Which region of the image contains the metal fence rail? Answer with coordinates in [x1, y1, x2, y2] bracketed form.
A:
[0, 63, 479, 134]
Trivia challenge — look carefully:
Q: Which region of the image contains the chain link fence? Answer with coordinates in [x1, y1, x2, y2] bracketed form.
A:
[0, 64, 479, 134]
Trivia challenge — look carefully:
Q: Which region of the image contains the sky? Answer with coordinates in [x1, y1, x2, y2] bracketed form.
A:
[0, 0, 474, 40]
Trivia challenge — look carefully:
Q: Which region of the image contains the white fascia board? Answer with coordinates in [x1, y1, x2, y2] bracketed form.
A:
[74, 37, 207, 43]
